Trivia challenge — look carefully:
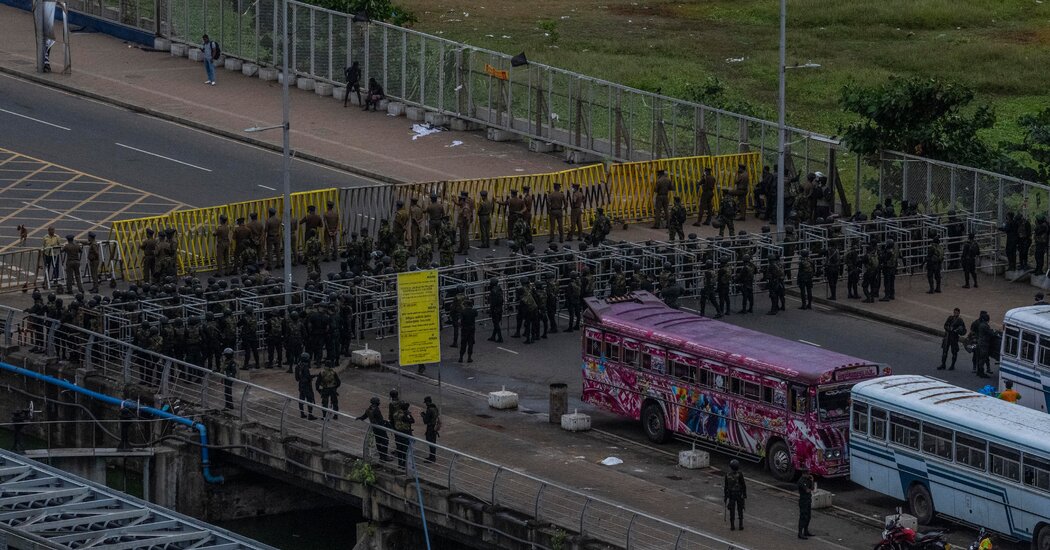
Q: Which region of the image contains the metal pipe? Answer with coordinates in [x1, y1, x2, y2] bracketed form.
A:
[776, 0, 786, 238]
[0, 361, 225, 484]
[281, 0, 293, 301]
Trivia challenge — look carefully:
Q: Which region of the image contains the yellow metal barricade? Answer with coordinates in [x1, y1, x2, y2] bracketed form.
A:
[170, 206, 227, 274]
[291, 188, 340, 249]
[110, 215, 170, 281]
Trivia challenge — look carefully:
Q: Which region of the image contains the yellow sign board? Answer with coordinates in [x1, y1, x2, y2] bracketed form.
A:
[397, 270, 442, 366]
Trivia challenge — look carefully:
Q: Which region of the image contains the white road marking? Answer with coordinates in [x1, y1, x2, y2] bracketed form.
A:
[798, 339, 822, 347]
[115, 142, 213, 172]
[496, 347, 519, 355]
[0, 108, 71, 131]
[681, 306, 700, 313]
[257, 184, 276, 191]
[22, 201, 107, 228]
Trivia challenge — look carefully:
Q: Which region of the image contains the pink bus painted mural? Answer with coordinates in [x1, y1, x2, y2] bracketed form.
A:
[581, 292, 891, 480]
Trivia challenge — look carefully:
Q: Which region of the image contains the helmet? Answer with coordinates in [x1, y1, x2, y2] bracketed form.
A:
[300, 352, 311, 361]
[370, 397, 381, 405]
[390, 389, 399, 399]
[730, 459, 740, 471]
[223, 347, 234, 356]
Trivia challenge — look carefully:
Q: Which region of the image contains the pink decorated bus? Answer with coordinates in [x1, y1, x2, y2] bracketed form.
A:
[581, 292, 890, 480]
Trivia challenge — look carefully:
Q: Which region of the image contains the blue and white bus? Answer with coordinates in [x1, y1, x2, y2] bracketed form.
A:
[849, 375, 1050, 549]
[1001, 306, 1050, 413]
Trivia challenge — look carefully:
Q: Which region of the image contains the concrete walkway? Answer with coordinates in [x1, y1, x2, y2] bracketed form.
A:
[0, 4, 568, 184]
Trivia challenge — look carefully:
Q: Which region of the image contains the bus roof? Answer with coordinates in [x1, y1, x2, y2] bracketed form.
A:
[1003, 305, 1050, 328]
[852, 375, 1050, 453]
[584, 292, 877, 385]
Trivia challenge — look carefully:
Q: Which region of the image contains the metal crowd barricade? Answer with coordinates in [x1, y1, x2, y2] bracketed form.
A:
[40, 240, 122, 291]
[0, 248, 44, 294]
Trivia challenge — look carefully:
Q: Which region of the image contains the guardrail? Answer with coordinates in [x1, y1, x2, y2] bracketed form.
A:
[0, 304, 746, 550]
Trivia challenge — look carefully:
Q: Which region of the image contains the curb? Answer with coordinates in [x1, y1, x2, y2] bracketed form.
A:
[0, 65, 407, 185]
[785, 289, 942, 337]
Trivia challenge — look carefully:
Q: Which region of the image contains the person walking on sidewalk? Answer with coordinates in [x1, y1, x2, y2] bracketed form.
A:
[200, 35, 218, 85]
[723, 459, 747, 531]
[797, 467, 815, 539]
[939, 308, 965, 371]
[343, 61, 361, 107]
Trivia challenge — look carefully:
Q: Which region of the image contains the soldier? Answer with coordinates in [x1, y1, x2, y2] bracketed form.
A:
[694, 167, 716, 226]
[392, 400, 415, 469]
[610, 264, 628, 298]
[409, 197, 425, 250]
[782, 225, 797, 283]
[299, 205, 324, 252]
[544, 272, 560, 334]
[455, 192, 473, 253]
[265, 207, 281, 269]
[716, 259, 732, 317]
[824, 245, 841, 301]
[547, 182, 566, 243]
[85, 232, 102, 293]
[514, 282, 536, 343]
[247, 211, 265, 260]
[1018, 213, 1033, 270]
[797, 249, 814, 309]
[476, 190, 494, 248]
[315, 363, 341, 419]
[863, 245, 881, 303]
[284, 310, 304, 372]
[438, 223, 455, 267]
[499, 189, 525, 239]
[797, 468, 815, 539]
[565, 271, 582, 331]
[879, 239, 898, 301]
[652, 169, 672, 229]
[532, 277, 548, 338]
[304, 228, 323, 280]
[715, 195, 736, 237]
[939, 307, 966, 371]
[154, 231, 172, 279]
[392, 244, 409, 272]
[668, 196, 687, 241]
[232, 218, 252, 272]
[511, 215, 530, 253]
[736, 255, 755, 314]
[522, 185, 535, 238]
[357, 396, 390, 461]
[239, 306, 260, 369]
[486, 277, 505, 343]
[724, 459, 747, 531]
[265, 311, 283, 368]
[421, 396, 440, 462]
[700, 261, 720, 317]
[140, 227, 158, 283]
[184, 316, 204, 372]
[213, 215, 231, 276]
[426, 193, 445, 236]
[961, 233, 980, 288]
[221, 348, 238, 410]
[580, 265, 595, 299]
[1035, 214, 1050, 275]
[374, 218, 394, 257]
[730, 164, 750, 222]
[388, 389, 403, 425]
[323, 200, 340, 261]
[925, 235, 943, 294]
[459, 299, 477, 362]
[446, 285, 464, 348]
[293, 353, 317, 419]
[393, 200, 409, 247]
[1001, 211, 1019, 271]
[416, 235, 433, 268]
[764, 253, 786, 315]
[589, 207, 611, 245]
[845, 243, 861, 299]
[569, 183, 585, 241]
[62, 235, 84, 294]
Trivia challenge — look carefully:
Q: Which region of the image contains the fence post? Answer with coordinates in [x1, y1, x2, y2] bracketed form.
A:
[279, 397, 290, 438]
[1, 310, 12, 349]
[998, 177, 1005, 221]
[950, 167, 957, 209]
[533, 482, 546, 520]
[239, 384, 251, 420]
[902, 157, 908, 205]
[626, 513, 638, 550]
[363, 23, 370, 90]
[926, 161, 932, 211]
[855, 155, 862, 215]
[579, 497, 591, 537]
[490, 466, 504, 507]
[447, 452, 458, 492]
[972, 172, 978, 215]
[121, 345, 134, 384]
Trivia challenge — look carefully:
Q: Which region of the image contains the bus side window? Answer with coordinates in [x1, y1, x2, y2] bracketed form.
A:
[641, 354, 653, 371]
[851, 402, 869, 435]
[670, 360, 694, 383]
[1020, 331, 1037, 362]
[890, 413, 920, 450]
[920, 422, 953, 460]
[1039, 336, 1050, 367]
[586, 336, 602, 357]
[955, 434, 987, 472]
[789, 386, 807, 414]
[697, 368, 711, 387]
[604, 341, 620, 362]
[990, 444, 1021, 483]
[1003, 326, 1020, 358]
[1023, 454, 1050, 491]
[869, 408, 887, 440]
[622, 346, 639, 368]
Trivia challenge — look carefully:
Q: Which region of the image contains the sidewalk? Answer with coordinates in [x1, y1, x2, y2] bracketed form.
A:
[0, 4, 567, 183]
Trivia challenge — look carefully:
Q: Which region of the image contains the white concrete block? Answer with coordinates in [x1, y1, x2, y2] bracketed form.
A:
[486, 128, 520, 142]
[348, 90, 362, 105]
[351, 348, 381, 367]
[314, 82, 333, 97]
[377, 99, 389, 110]
[258, 67, 278, 81]
[449, 118, 481, 131]
[405, 106, 425, 121]
[560, 412, 591, 432]
[241, 63, 259, 77]
[811, 488, 833, 509]
[296, 77, 316, 91]
[980, 257, 1005, 276]
[170, 43, 188, 57]
[424, 112, 449, 126]
[677, 449, 709, 469]
[886, 513, 917, 531]
[488, 387, 519, 410]
[277, 72, 296, 86]
[1006, 269, 1032, 283]
[386, 101, 406, 116]
[1031, 274, 1050, 289]
[154, 37, 170, 50]
[224, 57, 243, 71]
[529, 140, 558, 153]
[188, 48, 204, 62]
[332, 86, 346, 100]
[565, 149, 603, 164]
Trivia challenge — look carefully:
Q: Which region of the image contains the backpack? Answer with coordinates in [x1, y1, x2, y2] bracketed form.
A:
[211, 41, 221, 60]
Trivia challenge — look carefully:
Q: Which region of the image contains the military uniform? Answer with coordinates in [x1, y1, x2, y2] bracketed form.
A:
[797, 252, 814, 309]
[410, 199, 425, 250]
[700, 266, 720, 317]
[716, 263, 732, 317]
[925, 239, 943, 293]
[357, 399, 390, 461]
[476, 193, 494, 248]
[764, 258, 786, 315]
[589, 210, 611, 245]
[446, 289, 464, 348]
[547, 184, 566, 243]
[323, 203, 340, 261]
[213, 218, 231, 276]
[421, 398, 440, 462]
[221, 351, 238, 410]
[1035, 215, 1050, 275]
[265, 313, 283, 368]
[392, 245, 409, 272]
[238, 312, 260, 369]
[735, 259, 755, 314]
[416, 236, 433, 268]
[695, 171, 716, 226]
[652, 171, 672, 229]
[569, 185, 585, 241]
[265, 209, 282, 269]
[315, 365, 341, 418]
[961, 237, 980, 288]
[86, 235, 102, 292]
[232, 220, 253, 272]
[879, 243, 898, 300]
[486, 280, 504, 343]
[565, 275, 582, 331]
[845, 246, 861, 299]
[797, 471, 815, 539]
[294, 356, 317, 419]
[62, 237, 84, 294]
[668, 198, 686, 240]
[392, 402, 415, 469]
[247, 213, 265, 261]
[610, 268, 628, 298]
[305, 232, 323, 280]
[393, 203, 409, 248]
[825, 246, 841, 300]
[724, 468, 747, 531]
[139, 230, 158, 283]
[544, 276, 560, 333]
[459, 302, 477, 362]
[940, 312, 966, 370]
[426, 198, 445, 236]
[455, 197, 473, 253]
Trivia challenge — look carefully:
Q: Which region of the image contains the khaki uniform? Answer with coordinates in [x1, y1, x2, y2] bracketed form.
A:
[213, 221, 231, 275]
[86, 238, 101, 291]
[476, 197, 494, 248]
[652, 173, 672, 229]
[247, 216, 265, 259]
[546, 188, 566, 243]
[323, 207, 340, 260]
[62, 241, 83, 294]
[569, 188, 585, 240]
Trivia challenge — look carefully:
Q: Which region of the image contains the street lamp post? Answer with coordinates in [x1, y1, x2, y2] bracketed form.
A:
[776, 0, 787, 237]
[245, 0, 293, 302]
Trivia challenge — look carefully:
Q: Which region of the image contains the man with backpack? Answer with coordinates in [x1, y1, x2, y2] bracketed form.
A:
[421, 396, 441, 462]
[200, 34, 219, 85]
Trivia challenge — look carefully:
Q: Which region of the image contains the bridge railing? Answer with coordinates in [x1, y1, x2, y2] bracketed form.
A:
[0, 305, 746, 550]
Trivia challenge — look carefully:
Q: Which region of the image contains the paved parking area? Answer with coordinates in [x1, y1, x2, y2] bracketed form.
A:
[0, 146, 189, 252]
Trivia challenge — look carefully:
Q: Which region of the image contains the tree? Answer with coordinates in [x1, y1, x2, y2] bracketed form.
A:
[838, 77, 996, 166]
[1009, 108, 1050, 184]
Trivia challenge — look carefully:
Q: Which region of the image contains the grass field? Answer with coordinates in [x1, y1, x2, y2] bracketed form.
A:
[398, 0, 1050, 150]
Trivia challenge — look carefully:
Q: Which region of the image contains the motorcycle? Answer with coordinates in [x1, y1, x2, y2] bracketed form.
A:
[873, 508, 950, 550]
[967, 527, 992, 550]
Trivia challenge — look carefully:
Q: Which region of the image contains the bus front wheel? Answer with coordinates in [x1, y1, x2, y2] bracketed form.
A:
[1036, 524, 1050, 550]
[907, 483, 934, 525]
[642, 402, 670, 444]
[767, 440, 795, 481]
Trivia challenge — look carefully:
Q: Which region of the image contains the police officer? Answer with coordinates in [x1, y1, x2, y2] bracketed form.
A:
[140, 227, 158, 283]
[547, 182, 566, 243]
[409, 197, 425, 250]
[652, 169, 672, 229]
[323, 200, 340, 261]
[62, 235, 84, 294]
[939, 307, 965, 371]
[798, 467, 815, 539]
[569, 183, 585, 241]
[694, 167, 715, 226]
[459, 298, 477, 363]
[477, 190, 494, 248]
[85, 232, 102, 293]
[426, 193, 445, 236]
[455, 192, 473, 254]
[565, 271, 583, 331]
[315, 362, 341, 419]
[961, 233, 980, 288]
[724, 459, 747, 531]
[221, 347, 238, 410]
[486, 277, 504, 343]
[294, 352, 317, 419]
[357, 396, 390, 461]
[421, 396, 440, 463]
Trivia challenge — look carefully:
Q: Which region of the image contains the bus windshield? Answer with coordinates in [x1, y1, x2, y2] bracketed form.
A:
[818, 385, 852, 422]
